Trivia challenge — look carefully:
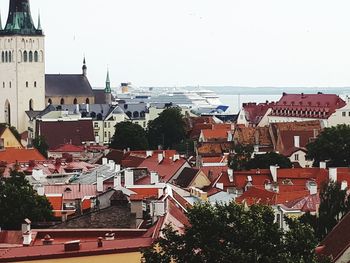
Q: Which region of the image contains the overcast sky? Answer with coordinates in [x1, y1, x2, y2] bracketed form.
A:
[1, 0, 350, 88]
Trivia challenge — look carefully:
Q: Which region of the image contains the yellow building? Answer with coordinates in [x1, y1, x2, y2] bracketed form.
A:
[0, 126, 23, 149]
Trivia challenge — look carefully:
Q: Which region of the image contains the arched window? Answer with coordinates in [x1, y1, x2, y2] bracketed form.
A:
[1, 51, 4, 62]
[8, 52, 11, 62]
[29, 99, 34, 111]
[26, 81, 29, 88]
[86, 98, 90, 104]
[60, 98, 65, 105]
[29, 51, 33, 62]
[23, 51, 28, 62]
[40, 50, 44, 62]
[4, 100, 11, 125]
[90, 112, 96, 118]
[140, 111, 146, 118]
[133, 111, 139, 118]
[9, 82, 11, 88]
[19, 50, 22, 62]
[5, 51, 8, 62]
[34, 81, 37, 88]
[34, 51, 38, 62]
[48, 98, 52, 105]
[126, 111, 132, 118]
[73, 98, 78, 104]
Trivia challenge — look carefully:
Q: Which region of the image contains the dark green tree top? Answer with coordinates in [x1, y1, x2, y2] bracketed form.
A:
[33, 136, 49, 158]
[228, 144, 254, 171]
[110, 121, 148, 150]
[306, 124, 350, 167]
[147, 107, 186, 149]
[0, 170, 53, 230]
[143, 202, 320, 263]
[247, 152, 293, 169]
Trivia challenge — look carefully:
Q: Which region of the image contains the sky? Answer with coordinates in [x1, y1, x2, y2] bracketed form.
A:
[1, 0, 350, 88]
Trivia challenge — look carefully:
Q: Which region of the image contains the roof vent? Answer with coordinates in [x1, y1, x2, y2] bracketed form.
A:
[64, 240, 81, 252]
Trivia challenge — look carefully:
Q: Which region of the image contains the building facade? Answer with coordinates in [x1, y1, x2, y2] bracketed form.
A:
[0, 0, 46, 132]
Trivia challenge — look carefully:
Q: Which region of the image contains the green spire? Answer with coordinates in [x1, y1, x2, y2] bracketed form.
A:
[105, 69, 111, 93]
[37, 12, 42, 31]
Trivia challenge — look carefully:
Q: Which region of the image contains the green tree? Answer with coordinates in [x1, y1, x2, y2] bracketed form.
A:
[247, 152, 293, 169]
[143, 202, 320, 263]
[228, 144, 253, 171]
[33, 136, 49, 158]
[306, 124, 350, 167]
[299, 181, 350, 241]
[147, 108, 186, 149]
[110, 121, 148, 150]
[0, 170, 53, 230]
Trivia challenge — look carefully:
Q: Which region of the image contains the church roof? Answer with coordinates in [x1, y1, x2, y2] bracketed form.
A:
[0, 0, 43, 36]
[45, 74, 94, 97]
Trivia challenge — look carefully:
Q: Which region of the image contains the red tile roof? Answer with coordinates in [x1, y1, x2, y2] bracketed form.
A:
[282, 194, 320, 212]
[50, 144, 84, 153]
[318, 212, 350, 261]
[129, 188, 160, 200]
[46, 194, 63, 211]
[242, 102, 275, 125]
[201, 129, 229, 141]
[44, 185, 97, 200]
[236, 187, 276, 206]
[0, 148, 46, 163]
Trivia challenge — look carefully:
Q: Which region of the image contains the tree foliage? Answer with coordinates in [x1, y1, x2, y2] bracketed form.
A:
[33, 136, 49, 158]
[306, 124, 350, 167]
[147, 108, 186, 149]
[300, 181, 350, 241]
[228, 144, 253, 171]
[0, 170, 53, 230]
[247, 152, 293, 169]
[110, 121, 148, 150]
[143, 202, 320, 263]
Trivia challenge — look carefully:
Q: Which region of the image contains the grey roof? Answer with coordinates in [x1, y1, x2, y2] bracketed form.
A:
[45, 74, 94, 97]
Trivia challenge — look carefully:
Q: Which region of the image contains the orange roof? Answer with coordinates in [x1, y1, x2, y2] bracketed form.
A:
[46, 195, 63, 211]
[0, 148, 46, 163]
[50, 144, 84, 153]
[82, 198, 92, 210]
[129, 188, 159, 200]
[201, 129, 229, 140]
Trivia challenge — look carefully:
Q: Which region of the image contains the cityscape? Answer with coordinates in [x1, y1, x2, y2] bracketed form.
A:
[0, 0, 350, 262]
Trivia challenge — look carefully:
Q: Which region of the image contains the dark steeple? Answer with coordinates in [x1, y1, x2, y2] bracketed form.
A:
[105, 69, 111, 94]
[0, 0, 43, 36]
[82, 57, 87, 76]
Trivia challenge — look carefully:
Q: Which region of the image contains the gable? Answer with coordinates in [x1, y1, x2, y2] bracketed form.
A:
[0, 127, 23, 149]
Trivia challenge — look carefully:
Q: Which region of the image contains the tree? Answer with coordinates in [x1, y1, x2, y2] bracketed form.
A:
[306, 124, 350, 167]
[143, 202, 320, 263]
[247, 152, 293, 169]
[299, 181, 350, 241]
[228, 144, 253, 171]
[33, 136, 49, 158]
[147, 108, 186, 149]
[110, 121, 148, 150]
[0, 170, 53, 230]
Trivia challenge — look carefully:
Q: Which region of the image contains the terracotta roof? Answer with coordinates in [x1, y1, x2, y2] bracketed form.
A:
[282, 194, 320, 212]
[233, 126, 256, 145]
[201, 129, 229, 141]
[236, 187, 276, 206]
[271, 93, 346, 119]
[129, 188, 159, 200]
[0, 148, 46, 163]
[46, 194, 63, 211]
[318, 212, 350, 261]
[197, 142, 232, 156]
[37, 120, 95, 150]
[277, 130, 317, 156]
[44, 185, 97, 200]
[242, 102, 274, 125]
[50, 144, 84, 153]
[201, 166, 227, 183]
[0, 231, 23, 247]
[175, 168, 199, 188]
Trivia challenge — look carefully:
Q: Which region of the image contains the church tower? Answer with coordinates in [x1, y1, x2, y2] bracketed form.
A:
[105, 69, 112, 104]
[0, 0, 45, 132]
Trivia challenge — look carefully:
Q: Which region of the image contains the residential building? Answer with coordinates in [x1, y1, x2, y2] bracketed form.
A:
[237, 101, 275, 127]
[0, 125, 23, 148]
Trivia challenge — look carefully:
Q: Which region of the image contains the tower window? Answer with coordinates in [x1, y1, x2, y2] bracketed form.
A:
[23, 51, 28, 62]
[48, 99, 52, 105]
[73, 98, 78, 104]
[34, 51, 38, 62]
[1, 52, 4, 62]
[26, 81, 29, 88]
[9, 82, 11, 88]
[34, 81, 37, 88]
[2, 82, 5, 88]
[29, 51, 33, 62]
[8, 52, 11, 63]
[5, 51, 8, 62]
[60, 98, 65, 105]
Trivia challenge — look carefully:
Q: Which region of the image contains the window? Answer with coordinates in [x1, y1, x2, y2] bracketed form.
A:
[8, 51, 11, 62]
[94, 122, 99, 128]
[60, 98, 65, 105]
[34, 51, 38, 62]
[348, 112, 350, 117]
[86, 98, 90, 104]
[26, 81, 29, 88]
[73, 98, 77, 104]
[23, 51, 28, 62]
[29, 51, 33, 62]
[294, 154, 299, 161]
[108, 122, 111, 128]
[1, 51, 4, 62]
[48, 98, 52, 105]
[104, 122, 107, 128]
[34, 81, 37, 88]
[94, 132, 99, 136]
[342, 112, 346, 117]
[104, 132, 107, 138]
[9, 82, 11, 88]
[2, 82, 5, 88]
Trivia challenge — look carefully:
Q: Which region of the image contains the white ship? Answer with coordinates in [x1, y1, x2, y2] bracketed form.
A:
[115, 84, 229, 114]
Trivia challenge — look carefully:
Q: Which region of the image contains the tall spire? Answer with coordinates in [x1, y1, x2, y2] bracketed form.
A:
[1, 0, 43, 36]
[105, 69, 111, 94]
[37, 11, 42, 31]
[82, 57, 87, 76]
[0, 11, 3, 31]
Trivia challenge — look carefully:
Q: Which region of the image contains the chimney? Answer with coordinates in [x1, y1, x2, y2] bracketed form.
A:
[124, 169, 134, 186]
[341, 181, 348, 190]
[86, 103, 90, 113]
[307, 181, 317, 195]
[146, 151, 153, 157]
[97, 237, 103, 248]
[151, 172, 159, 185]
[294, 136, 300, 148]
[64, 240, 81, 252]
[108, 160, 115, 171]
[329, 168, 337, 182]
[264, 180, 272, 191]
[102, 158, 108, 165]
[319, 161, 326, 169]
[270, 165, 279, 183]
[113, 173, 121, 187]
[97, 175, 104, 192]
[227, 168, 234, 183]
[115, 164, 121, 173]
[216, 183, 224, 190]
[37, 184, 45, 196]
[23, 231, 32, 246]
[42, 234, 54, 245]
[173, 154, 180, 161]
[254, 145, 259, 153]
[158, 153, 164, 163]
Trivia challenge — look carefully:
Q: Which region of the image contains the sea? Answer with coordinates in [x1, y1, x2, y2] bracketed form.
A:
[186, 86, 350, 114]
